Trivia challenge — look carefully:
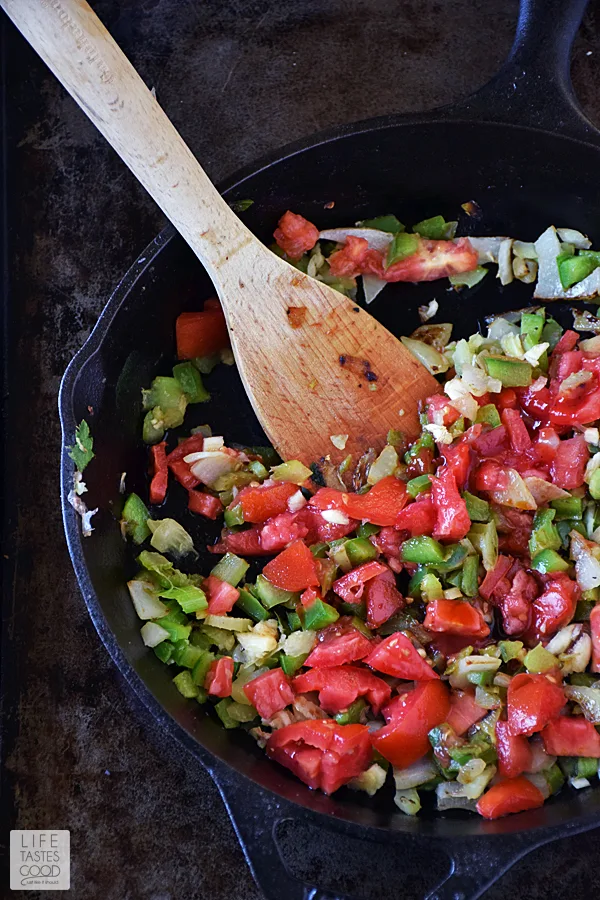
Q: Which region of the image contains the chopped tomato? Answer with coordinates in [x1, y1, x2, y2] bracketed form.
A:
[542, 716, 600, 757]
[533, 426, 560, 465]
[239, 483, 299, 523]
[440, 442, 471, 490]
[310, 476, 408, 527]
[273, 210, 319, 260]
[243, 668, 295, 719]
[188, 490, 223, 519]
[507, 673, 565, 736]
[333, 561, 387, 603]
[166, 433, 205, 463]
[149, 441, 168, 505]
[552, 329, 579, 356]
[550, 435, 589, 489]
[176, 304, 229, 360]
[383, 237, 478, 282]
[222, 527, 271, 556]
[395, 494, 436, 536]
[364, 632, 439, 681]
[328, 235, 385, 278]
[203, 575, 240, 615]
[304, 621, 373, 668]
[371, 681, 450, 769]
[550, 369, 600, 426]
[517, 386, 552, 426]
[423, 599, 490, 638]
[266, 720, 372, 794]
[479, 555, 513, 600]
[591, 605, 600, 673]
[431, 465, 471, 541]
[259, 512, 311, 553]
[525, 573, 579, 643]
[495, 720, 533, 778]
[470, 426, 509, 460]
[205, 657, 234, 698]
[497, 568, 538, 636]
[474, 459, 509, 492]
[476, 776, 544, 819]
[293, 665, 391, 714]
[446, 690, 486, 735]
[364, 569, 404, 628]
[501, 407, 532, 452]
[169, 458, 200, 490]
[497, 387, 518, 410]
[427, 394, 461, 427]
[262, 540, 319, 591]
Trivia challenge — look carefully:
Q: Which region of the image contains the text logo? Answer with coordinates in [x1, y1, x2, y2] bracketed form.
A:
[10, 831, 70, 891]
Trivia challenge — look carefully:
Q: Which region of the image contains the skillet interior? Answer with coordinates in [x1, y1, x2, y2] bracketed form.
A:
[63, 117, 600, 839]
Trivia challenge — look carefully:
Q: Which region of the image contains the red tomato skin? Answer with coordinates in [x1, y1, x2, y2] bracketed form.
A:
[446, 690, 487, 735]
[262, 540, 319, 591]
[239, 483, 298, 524]
[440, 442, 472, 490]
[525, 574, 579, 643]
[591, 605, 600, 673]
[479, 555, 513, 600]
[364, 632, 439, 681]
[371, 681, 450, 769]
[149, 442, 169, 505]
[542, 716, 600, 757]
[176, 306, 229, 359]
[550, 435, 589, 489]
[383, 238, 477, 282]
[476, 776, 544, 819]
[222, 527, 271, 556]
[169, 458, 201, 490]
[423, 599, 490, 638]
[501, 408, 532, 452]
[203, 575, 240, 615]
[243, 668, 295, 719]
[309, 477, 408, 527]
[188, 490, 223, 519]
[293, 665, 391, 714]
[395, 495, 437, 536]
[304, 624, 373, 668]
[266, 720, 372, 794]
[496, 720, 533, 777]
[273, 211, 319, 260]
[431, 466, 471, 541]
[365, 569, 404, 628]
[167, 433, 205, 463]
[507, 673, 565, 736]
[205, 657, 234, 698]
[332, 561, 388, 603]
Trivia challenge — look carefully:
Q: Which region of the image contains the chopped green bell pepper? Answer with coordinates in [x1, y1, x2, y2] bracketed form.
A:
[407, 475, 432, 498]
[589, 469, 600, 500]
[191, 650, 215, 685]
[253, 574, 300, 608]
[214, 698, 239, 729]
[401, 536, 446, 565]
[420, 572, 444, 602]
[173, 362, 210, 403]
[475, 403, 502, 428]
[359, 214, 404, 233]
[210, 552, 249, 587]
[483, 356, 533, 387]
[224, 503, 244, 527]
[173, 670, 200, 699]
[413, 215, 454, 240]
[335, 698, 367, 725]
[121, 492, 152, 544]
[154, 642, 174, 663]
[280, 652, 309, 676]
[529, 508, 561, 557]
[387, 232, 419, 267]
[235, 587, 269, 622]
[531, 548, 570, 574]
[463, 491, 491, 523]
[557, 253, 599, 290]
[142, 376, 187, 428]
[559, 757, 599, 779]
[520, 312, 545, 344]
[550, 495, 583, 521]
[404, 431, 435, 463]
[345, 537, 378, 567]
[357, 522, 380, 539]
[468, 521, 498, 571]
[499, 640, 524, 663]
[461, 554, 479, 598]
[524, 643, 559, 673]
[303, 597, 339, 630]
[544, 762, 565, 795]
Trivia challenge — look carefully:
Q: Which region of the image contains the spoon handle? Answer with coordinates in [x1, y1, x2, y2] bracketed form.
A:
[1, 0, 252, 282]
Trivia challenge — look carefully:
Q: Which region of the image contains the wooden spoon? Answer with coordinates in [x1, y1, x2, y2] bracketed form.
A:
[2, 0, 439, 464]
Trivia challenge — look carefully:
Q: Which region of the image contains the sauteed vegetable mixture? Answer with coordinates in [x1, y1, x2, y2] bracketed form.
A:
[120, 211, 600, 819]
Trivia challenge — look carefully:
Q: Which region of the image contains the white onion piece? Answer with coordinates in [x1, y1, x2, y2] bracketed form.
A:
[557, 227, 592, 249]
[362, 274, 388, 304]
[128, 580, 168, 620]
[487, 317, 519, 341]
[203, 436, 224, 451]
[490, 468, 537, 510]
[570, 530, 600, 590]
[287, 490, 307, 513]
[393, 758, 438, 790]
[321, 509, 350, 525]
[523, 477, 570, 505]
[497, 238, 514, 285]
[535, 226, 600, 300]
[468, 236, 509, 264]
[524, 772, 551, 800]
[189, 452, 239, 488]
[527, 738, 556, 773]
[513, 240, 538, 259]
[318, 227, 393, 252]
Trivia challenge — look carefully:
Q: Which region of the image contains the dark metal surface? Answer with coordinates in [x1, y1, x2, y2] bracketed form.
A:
[5, 1, 600, 898]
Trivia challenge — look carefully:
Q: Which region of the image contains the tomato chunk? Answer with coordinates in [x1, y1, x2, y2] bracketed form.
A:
[541, 716, 600, 757]
[395, 495, 437, 536]
[476, 776, 544, 819]
[333, 561, 387, 603]
[550, 435, 589, 489]
[311, 477, 408, 527]
[364, 632, 439, 681]
[266, 720, 372, 794]
[496, 720, 533, 778]
[501, 407, 532, 452]
[176, 305, 229, 359]
[243, 668, 295, 719]
[149, 441, 169, 505]
[384, 237, 478, 282]
[371, 681, 450, 769]
[423, 599, 490, 638]
[188, 490, 223, 519]
[203, 575, 240, 615]
[239, 483, 299, 523]
[591, 605, 600, 673]
[205, 657, 234, 698]
[431, 466, 471, 541]
[304, 622, 373, 668]
[262, 540, 319, 591]
[328, 235, 385, 278]
[293, 665, 391, 714]
[446, 690, 486, 736]
[273, 210, 319, 260]
[365, 569, 404, 628]
[507, 673, 565, 736]
[525, 573, 579, 643]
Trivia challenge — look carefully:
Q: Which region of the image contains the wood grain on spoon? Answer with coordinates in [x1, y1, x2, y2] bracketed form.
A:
[2, 0, 440, 464]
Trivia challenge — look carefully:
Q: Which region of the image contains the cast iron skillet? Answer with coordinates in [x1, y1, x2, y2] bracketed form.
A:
[59, 0, 600, 897]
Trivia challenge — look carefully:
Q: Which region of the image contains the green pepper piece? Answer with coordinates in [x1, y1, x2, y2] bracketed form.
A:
[520, 312, 545, 344]
[173, 362, 210, 403]
[401, 536, 446, 565]
[550, 495, 583, 521]
[449, 266, 488, 288]
[224, 503, 245, 527]
[303, 596, 339, 630]
[280, 652, 309, 676]
[570, 673, 599, 687]
[214, 698, 238, 729]
[210, 552, 250, 587]
[287, 610, 302, 631]
[575, 599, 595, 622]
[461, 554, 479, 598]
[420, 572, 444, 602]
[483, 356, 533, 387]
[407, 566, 430, 598]
[359, 214, 404, 233]
[468, 521, 498, 571]
[434, 543, 468, 572]
[499, 640, 524, 663]
[121, 492, 152, 544]
[589, 469, 600, 500]
[407, 475, 433, 498]
[559, 757, 599, 779]
[386, 429, 407, 451]
[475, 404, 502, 428]
[544, 762, 565, 795]
[387, 232, 420, 267]
[404, 431, 435, 462]
[142, 376, 187, 428]
[557, 518, 586, 549]
[253, 574, 300, 608]
[310, 541, 329, 559]
[531, 548, 570, 574]
[524, 643, 559, 673]
[529, 508, 561, 557]
[247, 459, 269, 481]
[235, 587, 269, 622]
[143, 407, 166, 444]
[172, 640, 207, 669]
[173, 670, 200, 698]
[357, 522, 380, 539]
[345, 537, 378, 567]
[191, 650, 215, 685]
[335, 698, 367, 725]
[467, 670, 495, 687]
[413, 215, 450, 240]
[463, 491, 491, 523]
[541, 317, 563, 350]
[557, 253, 599, 290]
[154, 642, 174, 664]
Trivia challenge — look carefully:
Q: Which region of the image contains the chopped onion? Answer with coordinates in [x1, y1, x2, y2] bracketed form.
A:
[559, 369, 593, 395]
[321, 509, 350, 525]
[367, 444, 399, 484]
[523, 476, 569, 505]
[560, 632, 592, 674]
[513, 256, 538, 283]
[524, 772, 551, 800]
[287, 490, 307, 513]
[348, 764, 388, 796]
[140, 621, 170, 647]
[523, 341, 550, 366]
[449, 655, 501, 690]
[393, 758, 437, 790]
[424, 423, 453, 445]
[570, 530, 600, 590]
[204, 615, 252, 632]
[545, 624, 580, 656]
[557, 227, 592, 249]
[564, 684, 600, 724]
[318, 227, 393, 252]
[487, 317, 519, 341]
[584, 428, 600, 445]
[572, 308, 600, 334]
[128, 579, 168, 620]
[189, 451, 240, 488]
[148, 518, 196, 558]
[570, 777, 592, 790]
[497, 238, 514, 285]
[513, 240, 538, 259]
[280, 629, 316, 658]
[330, 433, 348, 450]
[526, 738, 556, 773]
[419, 299, 439, 323]
[203, 436, 225, 451]
[490, 468, 537, 510]
[410, 322, 453, 352]
[362, 273, 387, 305]
[467, 236, 509, 264]
[400, 336, 451, 375]
[436, 782, 478, 812]
[580, 335, 600, 354]
[394, 787, 421, 815]
[535, 225, 600, 300]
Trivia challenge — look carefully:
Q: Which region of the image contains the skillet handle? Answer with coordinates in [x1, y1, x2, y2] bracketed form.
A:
[450, 0, 600, 143]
